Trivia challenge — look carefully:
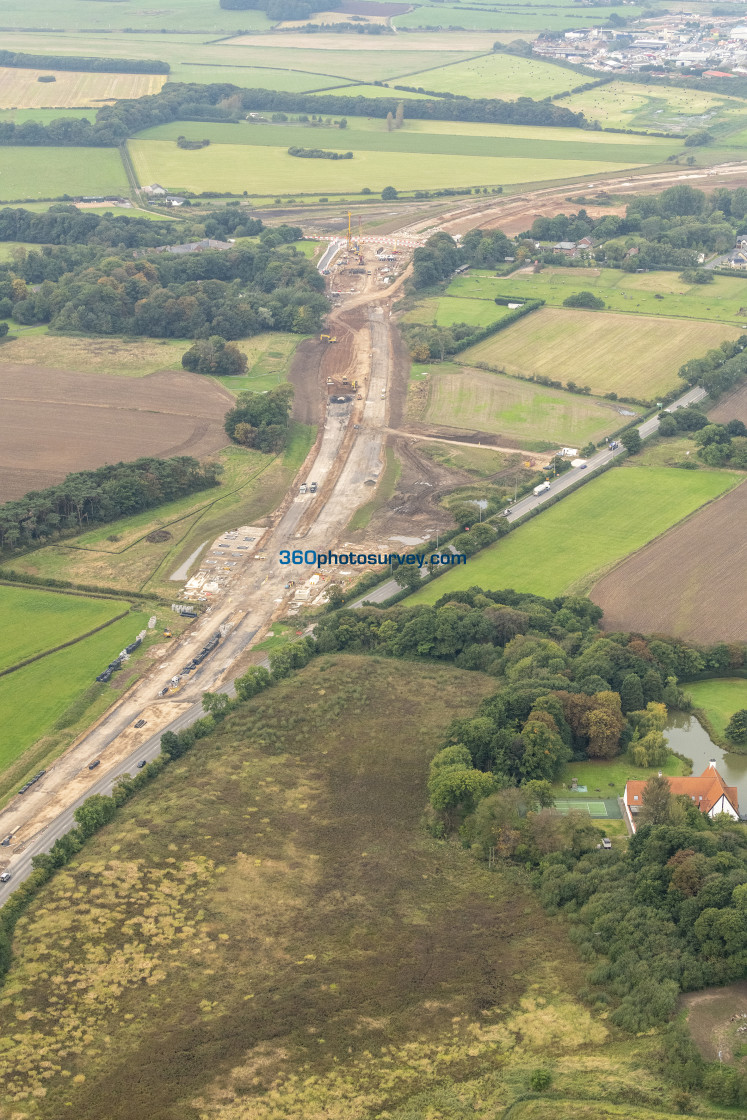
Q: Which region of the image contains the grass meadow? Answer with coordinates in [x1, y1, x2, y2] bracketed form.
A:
[0, 608, 149, 773]
[461, 306, 741, 399]
[0, 0, 274, 31]
[0, 67, 164, 109]
[128, 139, 644, 195]
[401, 294, 515, 328]
[0, 653, 715, 1120]
[0, 146, 128, 201]
[403, 52, 579, 99]
[563, 80, 745, 131]
[0, 585, 124, 672]
[393, 5, 644, 30]
[408, 362, 639, 446]
[410, 465, 737, 603]
[686, 678, 747, 743]
[449, 267, 747, 326]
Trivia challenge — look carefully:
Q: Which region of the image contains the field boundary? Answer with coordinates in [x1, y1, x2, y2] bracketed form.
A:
[0, 609, 129, 680]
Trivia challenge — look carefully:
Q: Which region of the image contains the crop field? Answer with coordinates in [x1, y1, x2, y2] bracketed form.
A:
[0, 359, 233, 499]
[0, 67, 164, 109]
[403, 52, 578, 99]
[0, 332, 189, 376]
[402, 294, 514, 327]
[709, 380, 747, 425]
[228, 32, 498, 56]
[448, 267, 747, 326]
[591, 478, 747, 643]
[0, 585, 124, 673]
[409, 363, 641, 445]
[460, 307, 741, 399]
[0, 608, 150, 773]
[0, 146, 128, 201]
[410, 465, 737, 604]
[563, 80, 745, 132]
[129, 139, 646, 196]
[686, 678, 747, 743]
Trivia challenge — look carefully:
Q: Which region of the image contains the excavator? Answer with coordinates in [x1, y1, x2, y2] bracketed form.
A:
[320, 334, 338, 343]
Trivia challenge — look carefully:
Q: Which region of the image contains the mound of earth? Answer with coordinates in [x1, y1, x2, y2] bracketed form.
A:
[146, 530, 172, 544]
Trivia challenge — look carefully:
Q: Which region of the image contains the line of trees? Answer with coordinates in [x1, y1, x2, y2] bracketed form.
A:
[0, 50, 169, 74]
[0, 205, 196, 249]
[287, 146, 353, 159]
[219, 0, 340, 15]
[0, 457, 222, 552]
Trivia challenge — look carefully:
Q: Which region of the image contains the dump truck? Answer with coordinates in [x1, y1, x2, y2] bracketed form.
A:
[533, 481, 551, 496]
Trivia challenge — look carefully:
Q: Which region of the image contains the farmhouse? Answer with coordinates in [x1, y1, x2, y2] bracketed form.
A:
[143, 183, 167, 196]
[728, 249, 747, 270]
[623, 761, 739, 832]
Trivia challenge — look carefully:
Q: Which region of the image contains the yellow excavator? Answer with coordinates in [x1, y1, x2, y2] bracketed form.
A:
[320, 334, 338, 343]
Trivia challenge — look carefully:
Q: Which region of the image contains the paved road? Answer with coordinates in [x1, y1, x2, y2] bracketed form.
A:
[352, 384, 707, 607]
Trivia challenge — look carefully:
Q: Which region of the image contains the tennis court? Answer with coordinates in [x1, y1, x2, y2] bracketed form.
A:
[553, 797, 621, 818]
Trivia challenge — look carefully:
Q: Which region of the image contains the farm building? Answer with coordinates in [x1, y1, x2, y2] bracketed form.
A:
[623, 761, 739, 832]
[143, 183, 167, 195]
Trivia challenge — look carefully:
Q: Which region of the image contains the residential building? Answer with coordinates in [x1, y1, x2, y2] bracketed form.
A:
[623, 761, 739, 832]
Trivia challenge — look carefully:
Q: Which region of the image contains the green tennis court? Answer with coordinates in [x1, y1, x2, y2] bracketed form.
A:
[553, 798, 621, 818]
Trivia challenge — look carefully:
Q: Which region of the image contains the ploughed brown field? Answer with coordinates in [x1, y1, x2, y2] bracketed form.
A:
[708, 380, 747, 425]
[591, 480, 747, 643]
[0, 365, 233, 499]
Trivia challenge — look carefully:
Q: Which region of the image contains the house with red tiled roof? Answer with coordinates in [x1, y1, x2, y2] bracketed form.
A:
[623, 761, 739, 833]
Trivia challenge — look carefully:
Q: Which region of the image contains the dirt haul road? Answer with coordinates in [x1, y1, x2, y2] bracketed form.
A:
[0, 260, 400, 879]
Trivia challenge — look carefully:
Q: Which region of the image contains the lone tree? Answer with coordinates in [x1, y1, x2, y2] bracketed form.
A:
[381, 185, 398, 200]
[182, 336, 247, 377]
[386, 111, 394, 131]
[725, 709, 747, 744]
[639, 772, 674, 826]
[621, 428, 642, 455]
[563, 291, 605, 310]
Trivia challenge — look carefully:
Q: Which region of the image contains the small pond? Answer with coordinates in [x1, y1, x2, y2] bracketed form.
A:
[665, 710, 747, 807]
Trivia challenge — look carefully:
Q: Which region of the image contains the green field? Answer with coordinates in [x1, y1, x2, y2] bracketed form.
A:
[402, 294, 515, 328]
[410, 465, 737, 603]
[129, 139, 645, 196]
[136, 118, 676, 164]
[211, 330, 306, 394]
[0, 585, 124, 672]
[403, 52, 577, 99]
[0, 0, 275, 31]
[564, 80, 746, 132]
[408, 361, 640, 445]
[448, 267, 747, 325]
[0, 609, 149, 772]
[393, 6, 644, 30]
[686, 678, 747, 743]
[461, 306, 741, 399]
[166, 63, 347, 90]
[0, 146, 128, 201]
[321, 83, 441, 100]
[419, 440, 509, 476]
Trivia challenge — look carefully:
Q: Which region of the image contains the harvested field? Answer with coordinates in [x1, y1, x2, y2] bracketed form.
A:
[591, 479, 747, 643]
[0, 333, 186, 376]
[0, 67, 165, 109]
[709, 380, 747, 425]
[461, 308, 740, 400]
[0, 365, 233, 499]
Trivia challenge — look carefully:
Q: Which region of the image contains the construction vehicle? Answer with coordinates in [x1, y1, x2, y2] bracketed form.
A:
[533, 480, 551, 496]
[320, 334, 337, 343]
[351, 379, 358, 389]
[342, 374, 349, 384]
[357, 392, 362, 400]
[163, 628, 172, 638]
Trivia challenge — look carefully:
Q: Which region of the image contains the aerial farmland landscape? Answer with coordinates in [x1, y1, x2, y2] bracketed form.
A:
[2, 1, 747, 1118]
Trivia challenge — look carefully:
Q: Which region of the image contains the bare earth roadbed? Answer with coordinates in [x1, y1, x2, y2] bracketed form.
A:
[591, 480, 747, 643]
[0, 366, 234, 499]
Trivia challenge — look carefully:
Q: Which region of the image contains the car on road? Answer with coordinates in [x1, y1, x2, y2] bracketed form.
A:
[88, 760, 101, 770]
[299, 483, 307, 494]
[310, 482, 318, 494]
[137, 760, 147, 769]
[609, 441, 619, 450]
[1, 836, 11, 847]
[134, 719, 146, 728]
[0, 872, 11, 883]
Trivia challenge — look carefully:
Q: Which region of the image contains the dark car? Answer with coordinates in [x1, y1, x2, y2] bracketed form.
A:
[88, 760, 101, 770]
[137, 760, 147, 769]
[134, 719, 146, 728]
[1, 836, 11, 847]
